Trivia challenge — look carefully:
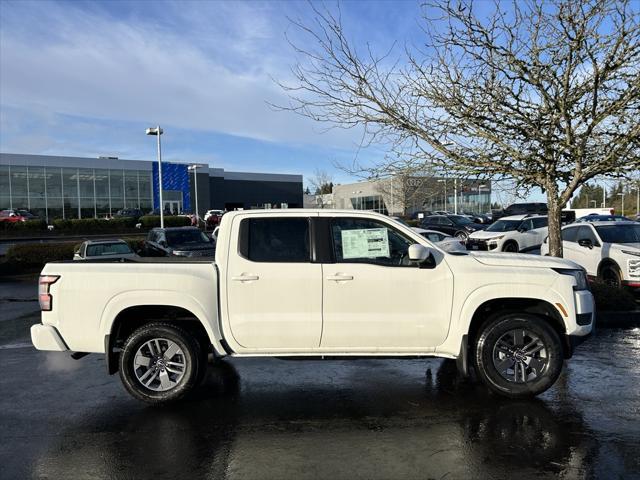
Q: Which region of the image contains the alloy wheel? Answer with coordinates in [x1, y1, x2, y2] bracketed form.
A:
[492, 329, 548, 383]
[133, 338, 186, 391]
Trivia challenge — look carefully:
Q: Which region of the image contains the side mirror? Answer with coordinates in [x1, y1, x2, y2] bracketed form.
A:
[408, 244, 430, 263]
[578, 238, 593, 249]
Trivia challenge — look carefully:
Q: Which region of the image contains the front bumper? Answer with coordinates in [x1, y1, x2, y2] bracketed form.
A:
[31, 324, 68, 351]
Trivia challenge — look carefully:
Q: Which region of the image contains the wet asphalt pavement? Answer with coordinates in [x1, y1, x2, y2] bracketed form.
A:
[1, 306, 639, 480]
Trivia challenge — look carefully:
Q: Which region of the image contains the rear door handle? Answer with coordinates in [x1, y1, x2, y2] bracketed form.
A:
[232, 274, 260, 282]
[326, 274, 354, 281]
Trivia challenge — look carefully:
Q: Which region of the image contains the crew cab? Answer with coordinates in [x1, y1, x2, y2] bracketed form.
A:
[31, 210, 594, 404]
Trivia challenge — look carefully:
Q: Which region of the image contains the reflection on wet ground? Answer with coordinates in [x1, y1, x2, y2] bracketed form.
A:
[1, 328, 639, 479]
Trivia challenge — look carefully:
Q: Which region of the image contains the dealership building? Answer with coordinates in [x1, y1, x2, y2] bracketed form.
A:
[0, 153, 303, 221]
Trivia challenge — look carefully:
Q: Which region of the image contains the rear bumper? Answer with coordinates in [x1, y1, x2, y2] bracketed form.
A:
[31, 324, 68, 351]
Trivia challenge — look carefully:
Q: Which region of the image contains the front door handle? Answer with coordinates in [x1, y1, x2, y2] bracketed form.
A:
[232, 274, 260, 282]
[326, 274, 354, 281]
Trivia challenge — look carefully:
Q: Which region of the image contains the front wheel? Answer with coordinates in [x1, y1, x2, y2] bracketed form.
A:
[473, 314, 563, 398]
[455, 231, 469, 241]
[599, 264, 622, 288]
[119, 322, 205, 404]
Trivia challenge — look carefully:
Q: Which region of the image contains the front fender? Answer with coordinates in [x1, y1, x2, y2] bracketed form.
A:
[436, 282, 571, 357]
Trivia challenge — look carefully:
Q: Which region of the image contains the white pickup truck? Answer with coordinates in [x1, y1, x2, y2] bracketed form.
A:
[31, 210, 594, 403]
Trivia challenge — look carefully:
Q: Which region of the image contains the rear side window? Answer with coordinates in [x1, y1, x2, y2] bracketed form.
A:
[561, 227, 579, 242]
[241, 218, 310, 262]
[86, 243, 132, 256]
[532, 217, 548, 228]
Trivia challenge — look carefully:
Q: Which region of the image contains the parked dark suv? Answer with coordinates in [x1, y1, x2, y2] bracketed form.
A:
[493, 203, 548, 221]
[420, 214, 487, 240]
[144, 227, 215, 258]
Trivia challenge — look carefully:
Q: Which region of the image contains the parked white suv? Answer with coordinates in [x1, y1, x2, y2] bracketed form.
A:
[467, 215, 548, 253]
[541, 221, 640, 289]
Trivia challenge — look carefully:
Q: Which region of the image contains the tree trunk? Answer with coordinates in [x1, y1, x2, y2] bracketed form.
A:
[546, 187, 564, 258]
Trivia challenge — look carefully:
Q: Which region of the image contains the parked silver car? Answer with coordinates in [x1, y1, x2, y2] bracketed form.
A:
[73, 240, 138, 261]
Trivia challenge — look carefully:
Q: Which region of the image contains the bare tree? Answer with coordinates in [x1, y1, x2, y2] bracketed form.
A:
[278, 0, 640, 256]
[309, 168, 334, 195]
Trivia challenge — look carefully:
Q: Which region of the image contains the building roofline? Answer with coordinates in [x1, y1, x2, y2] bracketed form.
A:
[1, 152, 302, 183]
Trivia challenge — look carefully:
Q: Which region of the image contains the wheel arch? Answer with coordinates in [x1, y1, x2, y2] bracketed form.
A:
[597, 258, 621, 278]
[105, 305, 218, 375]
[502, 239, 519, 252]
[466, 297, 569, 358]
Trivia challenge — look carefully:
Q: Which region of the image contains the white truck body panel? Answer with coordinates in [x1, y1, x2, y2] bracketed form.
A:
[34, 209, 593, 361]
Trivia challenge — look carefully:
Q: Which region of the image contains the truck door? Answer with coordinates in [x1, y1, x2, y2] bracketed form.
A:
[320, 216, 454, 350]
[225, 215, 322, 350]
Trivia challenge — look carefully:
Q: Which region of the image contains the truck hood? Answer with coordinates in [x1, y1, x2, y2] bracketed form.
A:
[469, 251, 581, 269]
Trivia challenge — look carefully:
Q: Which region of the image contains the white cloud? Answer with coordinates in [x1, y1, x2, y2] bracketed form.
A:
[0, 0, 360, 150]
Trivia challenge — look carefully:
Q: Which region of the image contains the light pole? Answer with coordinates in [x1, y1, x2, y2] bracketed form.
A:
[146, 126, 164, 228]
[437, 179, 447, 212]
[618, 192, 625, 217]
[478, 184, 487, 214]
[453, 178, 458, 214]
[188, 164, 200, 225]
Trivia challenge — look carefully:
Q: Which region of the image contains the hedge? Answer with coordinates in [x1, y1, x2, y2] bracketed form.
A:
[0, 219, 48, 233]
[1, 237, 148, 273]
[139, 215, 191, 228]
[4, 242, 77, 271]
[52, 217, 138, 232]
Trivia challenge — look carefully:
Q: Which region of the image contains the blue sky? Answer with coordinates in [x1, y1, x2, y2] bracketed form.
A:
[0, 0, 541, 201]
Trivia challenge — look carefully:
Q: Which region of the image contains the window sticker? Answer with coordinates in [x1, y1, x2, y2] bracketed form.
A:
[341, 228, 390, 259]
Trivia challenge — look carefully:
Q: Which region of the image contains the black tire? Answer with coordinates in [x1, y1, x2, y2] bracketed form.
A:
[473, 313, 563, 398]
[119, 322, 204, 404]
[502, 241, 519, 253]
[599, 263, 622, 288]
[455, 231, 469, 241]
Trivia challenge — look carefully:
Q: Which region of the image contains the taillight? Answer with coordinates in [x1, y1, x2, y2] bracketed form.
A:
[39, 275, 60, 311]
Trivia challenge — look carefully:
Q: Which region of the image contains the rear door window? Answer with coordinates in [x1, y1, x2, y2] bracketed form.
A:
[532, 217, 548, 229]
[242, 217, 310, 262]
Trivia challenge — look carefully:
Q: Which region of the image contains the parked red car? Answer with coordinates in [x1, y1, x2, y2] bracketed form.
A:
[0, 209, 28, 223]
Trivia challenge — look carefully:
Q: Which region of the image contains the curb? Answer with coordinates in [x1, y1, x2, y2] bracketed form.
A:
[597, 310, 640, 328]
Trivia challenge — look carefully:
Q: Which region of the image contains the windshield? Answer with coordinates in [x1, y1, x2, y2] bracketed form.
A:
[450, 215, 473, 225]
[166, 229, 210, 246]
[595, 224, 640, 244]
[86, 243, 132, 256]
[486, 220, 521, 232]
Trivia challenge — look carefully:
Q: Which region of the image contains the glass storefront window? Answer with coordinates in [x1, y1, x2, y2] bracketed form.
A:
[78, 168, 95, 199]
[94, 169, 109, 198]
[10, 166, 28, 197]
[110, 170, 123, 211]
[46, 167, 62, 198]
[0, 165, 10, 209]
[125, 172, 138, 208]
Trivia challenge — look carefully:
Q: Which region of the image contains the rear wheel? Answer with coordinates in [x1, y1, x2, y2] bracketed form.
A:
[473, 314, 563, 398]
[599, 263, 622, 288]
[119, 322, 204, 404]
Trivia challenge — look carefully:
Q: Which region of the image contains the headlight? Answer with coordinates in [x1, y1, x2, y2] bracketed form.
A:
[621, 250, 640, 258]
[553, 268, 590, 291]
[487, 235, 504, 242]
